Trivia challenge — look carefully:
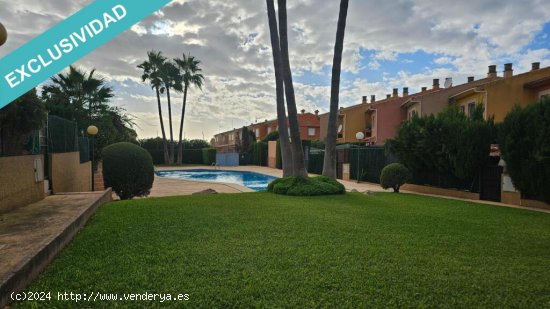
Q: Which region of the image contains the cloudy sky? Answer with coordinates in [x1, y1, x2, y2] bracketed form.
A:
[1, 0, 549, 140]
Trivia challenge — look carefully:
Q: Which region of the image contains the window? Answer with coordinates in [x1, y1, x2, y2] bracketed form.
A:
[308, 127, 316, 136]
[267, 127, 272, 134]
[460, 105, 465, 114]
[467, 102, 475, 117]
[255, 128, 260, 138]
[408, 110, 417, 120]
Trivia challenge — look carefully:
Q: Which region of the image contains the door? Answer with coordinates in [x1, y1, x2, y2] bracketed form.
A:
[480, 166, 503, 202]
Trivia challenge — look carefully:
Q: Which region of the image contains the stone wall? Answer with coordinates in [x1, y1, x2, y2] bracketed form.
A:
[0, 155, 45, 214]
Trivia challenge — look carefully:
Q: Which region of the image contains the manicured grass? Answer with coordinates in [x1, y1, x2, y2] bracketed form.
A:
[17, 193, 550, 308]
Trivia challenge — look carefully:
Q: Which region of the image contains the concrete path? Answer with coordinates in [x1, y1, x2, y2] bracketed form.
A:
[0, 190, 112, 308]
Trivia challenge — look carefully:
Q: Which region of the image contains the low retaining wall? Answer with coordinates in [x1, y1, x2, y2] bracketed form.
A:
[50, 152, 91, 193]
[0, 155, 45, 214]
[401, 184, 480, 200]
[521, 199, 550, 211]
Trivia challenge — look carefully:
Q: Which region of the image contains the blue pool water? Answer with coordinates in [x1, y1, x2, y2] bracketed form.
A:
[156, 169, 277, 191]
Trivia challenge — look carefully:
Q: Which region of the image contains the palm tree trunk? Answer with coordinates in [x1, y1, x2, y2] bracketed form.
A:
[323, 0, 349, 178]
[156, 87, 170, 164]
[266, 0, 292, 177]
[166, 87, 175, 164]
[177, 84, 188, 165]
[278, 0, 307, 178]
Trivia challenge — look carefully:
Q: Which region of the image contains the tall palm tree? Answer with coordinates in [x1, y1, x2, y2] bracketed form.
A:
[160, 61, 179, 164]
[266, 0, 293, 177]
[173, 54, 205, 165]
[277, 0, 308, 178]
[323, 0, 350, 178]
[137, 51, 169, 164]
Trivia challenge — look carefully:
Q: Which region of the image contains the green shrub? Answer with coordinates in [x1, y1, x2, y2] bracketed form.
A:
[268, 176, 345, 196]
[252, 142, 268, 166]
[499, 98, 550, 203]
[261, 131, 279, 142]
[380, 163, 410, 193]
[202, 148, 216, 165]
[387, 105, 495, 180]
[102, 142, 154, 200]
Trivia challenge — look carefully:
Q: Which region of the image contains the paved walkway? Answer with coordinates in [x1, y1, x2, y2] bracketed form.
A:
[0, 190, 112, 307]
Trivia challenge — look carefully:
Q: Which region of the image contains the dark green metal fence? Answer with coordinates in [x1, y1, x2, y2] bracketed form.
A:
[78, 137, 90, 163]
[47, 115, 78, 153]
[350, 146, 396, 183]
[308, 151, 324, 175]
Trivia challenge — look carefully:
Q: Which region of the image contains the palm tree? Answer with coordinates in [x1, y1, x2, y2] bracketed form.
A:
[323, 0, 350, 178]
[173, 54, 205, 165]
[43, 65, 114, 122]
[277, 0, 308, 178]
[266, 0, 293, 177]
[137, 51, 169, 164]
[160, 61, 180, 164]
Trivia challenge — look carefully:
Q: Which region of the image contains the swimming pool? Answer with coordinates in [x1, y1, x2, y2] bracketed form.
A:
[156, 169, 277, 191]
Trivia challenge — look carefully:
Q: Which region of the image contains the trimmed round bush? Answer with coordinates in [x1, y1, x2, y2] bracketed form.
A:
[268, 176, 345, 196]
[102, 142, 154, 200]
[380, 163, 410, 193]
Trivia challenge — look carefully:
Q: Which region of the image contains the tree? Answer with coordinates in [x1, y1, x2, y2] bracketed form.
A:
[159, 61, 180, 164]
[174, 53, 204, 165]
[265, 0, 292, 177]
[277, 0, 307, 178]
[42, 66, 136, 160]
[387, 105, 494, 186]
[0, 89, 46, 156]
[137, 51, 170, 164]
[323, 0, 350, 178]
[43, 66, 114, 122]
[499, 98, 550, 203]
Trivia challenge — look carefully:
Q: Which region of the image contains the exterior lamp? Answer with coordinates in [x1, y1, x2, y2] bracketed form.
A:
[87, 125, 98, 191]
[0, 22, 7, 46]
[355, 132, 365, 183]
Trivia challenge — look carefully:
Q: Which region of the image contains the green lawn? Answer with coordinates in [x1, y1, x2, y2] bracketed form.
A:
[16, 193, 550, 308]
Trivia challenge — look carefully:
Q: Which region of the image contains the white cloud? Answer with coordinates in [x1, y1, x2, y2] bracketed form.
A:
[0, 0, 548, 140]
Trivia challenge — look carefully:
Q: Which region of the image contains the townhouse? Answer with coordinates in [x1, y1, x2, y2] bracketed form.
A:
[449, 63, 550, 122]
[212, 110, 321, 153]
[401, 66, 501, 119]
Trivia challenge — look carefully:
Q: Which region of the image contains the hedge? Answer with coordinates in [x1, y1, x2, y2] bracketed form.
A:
[267, 176, 345, 196]
[202, 148, 216, 165]
[252, 142, 268, 166]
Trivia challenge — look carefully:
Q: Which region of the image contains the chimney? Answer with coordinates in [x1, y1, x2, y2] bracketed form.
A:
[532, 62, 540, 71]
[386, 94, 391, 99]
[503, 63, 513, 78]
[421, 86, 427, 92]
[362, 96, 368, 104]
[301, 109, 306, 114]
[488, 65, 497, 78]
[314, 110, 319, 116]
[433, 79, 440, 89]
[403, 87, 409, 97]
[468, 76, 475, 83]
[392, 88, 398, 98]
[370, 95, 376, 103]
